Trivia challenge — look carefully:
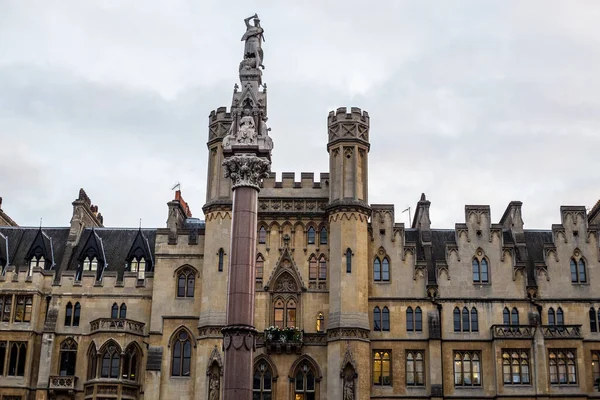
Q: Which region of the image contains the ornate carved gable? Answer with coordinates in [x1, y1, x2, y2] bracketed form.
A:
[264, 246, 305, 292]
[206, 345, 223, 375]
[340, 342, 357, 377]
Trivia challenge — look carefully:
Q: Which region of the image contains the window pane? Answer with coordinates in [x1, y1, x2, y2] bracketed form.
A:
[406, 307, 414, 331]
[102, 353, 110, 377]
[73, 303, 81, 326]
[65, 303, 73, 326]
[382, 258, 389, 281]
[453, 308, 460, 332]
[307, 227, 315, 244]
[548, 309, 555, 325]
[119, 304, 127, 319]
[373, 307, 381, 331]
[187, 275, 195, 297]
[511, 308, 519, 325]
[309, 257, 317, 280]
[472, 357, 480, 385]
[111, 304, 118, 319]
[503, 308, 510, 325]
[346, 249, 352, 273]
[320, 227, 328, 245]
[178, 274, 186, 297]
[319, 258, 327, 280]
[110, 354, 119, 378]
[382, 307, 390, 331]
[382, 353, 391, 385]
[373, 352, 382, 384]
[462, 308, 470, 332]
[570, 259, 578, 282]
[415, 307, 422, 331]
[374, 259, 381, 281]
[472, 259, 480, 282]
[557, 308, 564, 325]
[481, 259, 488, 282]
[579, 259, 586, 282]
[471, 308, 479, 332]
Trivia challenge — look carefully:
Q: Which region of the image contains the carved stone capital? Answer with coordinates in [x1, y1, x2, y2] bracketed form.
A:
[222, 155, 271, 190]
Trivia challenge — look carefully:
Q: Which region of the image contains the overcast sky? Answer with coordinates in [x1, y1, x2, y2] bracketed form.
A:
[1, 1, 599, 229]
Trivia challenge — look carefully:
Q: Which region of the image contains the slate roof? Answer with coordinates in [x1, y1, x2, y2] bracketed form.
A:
[0, 226, 156, 278]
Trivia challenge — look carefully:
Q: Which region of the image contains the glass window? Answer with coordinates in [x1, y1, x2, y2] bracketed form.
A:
[8, 342, 27, 376]
[87, 345, 97, 380]
[548, 308, 556, 326]
[406, 307, 414, 332]
[319, 227, 328, 245]
[453, 307, 461, 332]
[382, 258, 390, 281]
[119, 303, 127, 319]
[480, 259, 489, 282]
[454, 351, 482, 387]
[307, 227, 316, 245]
[309, 256, 317, 280]
[381, 307, 390, 331]
[511, 308, 519, 325]
[218, 249, 224, 272]
[258, 226, 267, 244]
[177, 268, 195, 297]
[100, 343, 120, 378]
[462, 307, 470, 332]
[373, 307, 381, 331]
[316, 312, 324, 333]
[374, 258, 381, 281]
[471, 308, 479, 332]
[570, 259, 578, 283]
[373, 351, 391, 386]
[255, 254, 264, 281]
[591, 308, 598, 333]
[592, 352, 600, 388]
[0, 294, 12, 322]
[59, 339, 77, 376]
[73, 303, 81, 327]
[111, 303, 118, 319]
[346, 248, 352, 273]
[406, 350, 425, 386]
[549, 349, 577, 385]
[274, 299, 285, 328]
[65, 302, 73, 326]
[286, 298, 297, 328]
[294, 362, 317, 399]
[0, 342, 6, 376]
[253, 361, 273, 399]
[578, 259, 587, 283]
[318, 256, 327, 281]
[122, 345, 139, 381]
[172, 330, 191, 377]
[415, 307, 422, 332]
[501, 350, 530, 385]
[472, 259, 480, 282]
[557, 308, 564, 325]
[503, 307, 510, 325]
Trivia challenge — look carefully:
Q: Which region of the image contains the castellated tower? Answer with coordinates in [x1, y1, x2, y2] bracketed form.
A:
[326, 107, 371, 399]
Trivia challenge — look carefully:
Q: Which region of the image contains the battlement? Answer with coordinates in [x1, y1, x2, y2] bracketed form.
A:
[259, 172, 330, 200]
[209, 106, 233, 123]
[0, 266, 154, 293]
[327, 107, 370, 126]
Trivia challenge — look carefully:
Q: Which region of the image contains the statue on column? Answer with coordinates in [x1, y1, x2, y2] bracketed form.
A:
[241, 14, 265, 70]
[208, 370, 220, 400]
[343, 369, 355, 400]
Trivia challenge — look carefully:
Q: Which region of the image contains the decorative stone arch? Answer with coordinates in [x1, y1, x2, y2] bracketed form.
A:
[60, 337, 78, 351]
[168, 326, 196, 348]
[87, 340, 98, 380]
[98, 338, 122, 355]
[253, 353, 279, 398]
[173, 264, 199, 278]
[288, 354, 323, 399]
[206, 345, 223, 400]
[254, 353, 279, 380]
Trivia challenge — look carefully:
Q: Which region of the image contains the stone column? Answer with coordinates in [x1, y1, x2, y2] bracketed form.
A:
[222, 155, 270, 400]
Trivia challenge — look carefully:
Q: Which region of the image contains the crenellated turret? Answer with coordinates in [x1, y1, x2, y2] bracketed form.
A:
[327, 107, 370, 208]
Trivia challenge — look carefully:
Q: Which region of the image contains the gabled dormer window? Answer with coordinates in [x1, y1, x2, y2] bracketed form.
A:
[125, 229, 153, 279]
[129, 257, 147, 280]
[28, 255, 45, 275]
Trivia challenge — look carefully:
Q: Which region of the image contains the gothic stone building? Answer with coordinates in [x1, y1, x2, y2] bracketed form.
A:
[2, 28, 600, 400]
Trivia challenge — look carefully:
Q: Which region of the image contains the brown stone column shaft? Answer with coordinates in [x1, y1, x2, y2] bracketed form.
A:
[222, 186, 258, 400]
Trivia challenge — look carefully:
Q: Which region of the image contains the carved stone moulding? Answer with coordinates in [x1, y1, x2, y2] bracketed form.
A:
[222, 324, 258, 351]
[327, 328, 370, 342]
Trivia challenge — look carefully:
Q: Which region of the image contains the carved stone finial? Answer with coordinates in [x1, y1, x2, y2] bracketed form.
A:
[420, 193, 426, 201]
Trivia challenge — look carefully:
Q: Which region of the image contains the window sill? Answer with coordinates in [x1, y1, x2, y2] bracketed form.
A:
[454, 385, 482, 389]
[571, 282, 590, 286]
[373, 281, 391, 284]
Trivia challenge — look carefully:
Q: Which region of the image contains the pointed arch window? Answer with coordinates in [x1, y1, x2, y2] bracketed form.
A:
[253, 360, 273, 399]
[549, 349, 577, 384]
[307, 227, 316, 245]
[218, 249, 224, 272]
[318, 255, 327, 281]
[100, 343, 121, 378]
[406, 350, 425, 386]
[502, 350, 530, 385]
[415, 307, 422, 332]
[570, 257, 587, 283]
[111, 303, 118, 319]
[258, 226, 267, 244]
[592, 352, 600, 388]
[272, 296, 299, 329]
[373, 351, 391, 386]
[171, 330, 192, 377]
[274, 298, 285, 328]
[462, 307, 470, 332]
[87, 344, 97, 380]
[374, 306, 381, 331]
[129, 256, 147, 280]
[407, 307, 414, 332]
[294, 361, 317, 398]
[346, 248, 352, 273]
[548, 307, 556, 325]
[381, 306, 390, 331]
[122, 344, 139, 381]
[286, 298, 297, 328]
[472, 257, 489, 283]
[453, 307, 461, 332]
[177, 267, 196, 298]
[59, 339, 77, 376]
[309, 255, 317, 280]
[256, 254, 265, 282]
[454, 306, 478, 332]
[28, 255, 45, 274]
[557, 307, 564, 325]
[590, 307, 598, 333]
[316, 312, 325, 333]
[511, 308, 519, 325]
[8, 342, 27, 376]
[374, 256, 390, 282]
[503, 307, 510, 325]
[471, 308, 479, 332]
[73, 302, 81, 326]
[319, 227, 328, 245]
[119, 303, 127, 319]
[65, 302, 73, 326]
[454, 351, 481, 386]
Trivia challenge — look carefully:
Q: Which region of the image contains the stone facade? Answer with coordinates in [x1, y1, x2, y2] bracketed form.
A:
[2, 19, 600, 400]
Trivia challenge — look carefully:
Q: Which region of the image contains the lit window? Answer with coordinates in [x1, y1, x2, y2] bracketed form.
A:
[592, 352, 600, 388]
[294, 361, 317, 398]
[454, 351, 481, 387]
[0, 294, 12, 322]
[14, 296, 32, 323]
[502, 350, 530, 384]
[316, 312, 325, 333]
[373, 351, 391, 386]
[549, 349, 577, 385]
